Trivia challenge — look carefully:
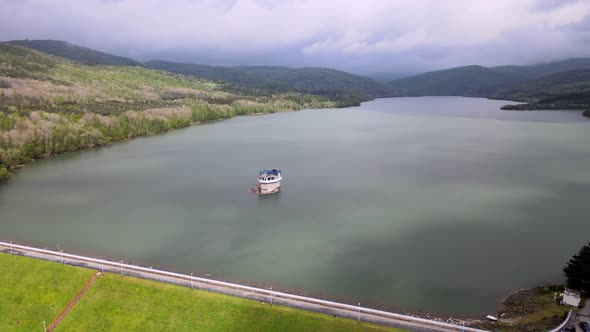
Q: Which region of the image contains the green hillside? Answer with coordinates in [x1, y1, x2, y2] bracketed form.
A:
[6, 39, 143, 67]
[489, 69, 590, 111]
[0, 42, 332, 112]
[492, 58, 590, 79]
[387, 65, 523, 96]
[488, 69, 590, 101]
[388, 58, 590, 97]
[387, 59, 590, 113]
[0, 43, 334, 179]
[146, 60, 386, 106]
[4, 40, 386, 107]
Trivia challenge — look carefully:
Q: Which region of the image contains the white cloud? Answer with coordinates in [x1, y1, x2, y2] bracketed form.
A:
[1, 0, 590, 72]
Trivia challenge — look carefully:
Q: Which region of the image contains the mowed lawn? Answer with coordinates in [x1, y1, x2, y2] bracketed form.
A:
[59, 273, 404, 331]
[0, 252, 94, 331]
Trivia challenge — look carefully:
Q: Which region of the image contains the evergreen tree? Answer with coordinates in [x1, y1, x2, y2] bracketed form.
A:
[563, 242, 590, 295]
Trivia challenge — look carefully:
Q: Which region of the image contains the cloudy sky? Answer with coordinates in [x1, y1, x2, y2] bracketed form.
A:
[1, 0, 590, 74]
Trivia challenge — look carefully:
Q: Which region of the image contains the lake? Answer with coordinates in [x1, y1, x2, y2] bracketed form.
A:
[1, 97, 589, 317]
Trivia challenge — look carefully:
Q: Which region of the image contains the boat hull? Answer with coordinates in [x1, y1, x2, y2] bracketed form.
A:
[260, 181, 280, 194]
[249, 182, 280, 195]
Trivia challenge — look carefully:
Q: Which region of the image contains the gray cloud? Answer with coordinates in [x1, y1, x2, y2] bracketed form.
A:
[1, 0, 590, 73]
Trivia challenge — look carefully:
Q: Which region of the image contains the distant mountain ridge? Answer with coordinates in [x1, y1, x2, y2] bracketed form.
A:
[5, 39, 143, 67]
[491, 58, 590, 79]
[388, 58, 590, 96]
[387, 58, 590, 112]
[146, 60, 387, 106]
[488, 69, 590, 97]
[493, 69, 590, 111]
[365, 72, 416, 82]
[388, 65, 524, 96]
[4, 39, 590, 113]
[4, 40, 387, 106]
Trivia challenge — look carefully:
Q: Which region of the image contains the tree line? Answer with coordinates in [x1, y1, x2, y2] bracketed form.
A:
[0, 98, 329, 180]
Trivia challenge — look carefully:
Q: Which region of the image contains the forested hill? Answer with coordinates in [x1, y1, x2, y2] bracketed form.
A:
[4, 40, 388, 106]
[388, 58, 590, 95]
[491, 58, 590, 79]
[387, 65, 523, 96]
[146, 60, 387, 106]
[387, 58, 590, 112]
[5, 39, 590, 113]
[488, 69, 590, 99]
[6, 40, 143, 67]
[491, 69, 590, 111]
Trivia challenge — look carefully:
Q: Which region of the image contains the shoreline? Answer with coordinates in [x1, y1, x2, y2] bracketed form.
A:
[0, 240, 491, 332]
[5, 96, 587, 181]
[472, 285, 575, 331]
[0, 238, 503, 324]
[0, 107, 312, 181]
[2, 240, 575, 331]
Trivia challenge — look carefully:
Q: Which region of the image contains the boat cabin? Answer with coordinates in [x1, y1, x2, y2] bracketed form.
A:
[259, 169, 281, 183]
[257, 169, 281, 194]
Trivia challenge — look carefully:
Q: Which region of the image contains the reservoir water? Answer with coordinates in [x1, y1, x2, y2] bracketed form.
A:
[1, 97, 589, 317]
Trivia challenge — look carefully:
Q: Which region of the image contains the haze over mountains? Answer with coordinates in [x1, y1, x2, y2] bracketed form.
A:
[4, 39, 590, 114]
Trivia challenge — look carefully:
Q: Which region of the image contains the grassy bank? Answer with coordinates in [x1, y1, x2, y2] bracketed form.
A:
[0, 253, 94, 331]
[0, 253, 403, 331]
[59, 273, 400, 331]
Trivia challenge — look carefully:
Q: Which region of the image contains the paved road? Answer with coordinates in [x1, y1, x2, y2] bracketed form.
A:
[1, 241, 491, 332]
[574, 300, 590, 331]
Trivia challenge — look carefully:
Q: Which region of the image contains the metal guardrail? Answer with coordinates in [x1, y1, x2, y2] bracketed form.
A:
[1, 240, 491, 332]
[546, 309, 573, 332]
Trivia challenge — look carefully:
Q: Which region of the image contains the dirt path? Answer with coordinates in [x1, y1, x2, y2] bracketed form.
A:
[47, 271, 100, 332]
[579, 300, 590, 317]
[574, 299, 590, 331]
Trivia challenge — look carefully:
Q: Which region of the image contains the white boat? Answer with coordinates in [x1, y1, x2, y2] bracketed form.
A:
[255, 169, 282, 194]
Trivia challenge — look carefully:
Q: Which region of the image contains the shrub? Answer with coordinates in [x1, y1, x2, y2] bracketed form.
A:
[1, 148, 25, 169]
[563, 242, 590, 295]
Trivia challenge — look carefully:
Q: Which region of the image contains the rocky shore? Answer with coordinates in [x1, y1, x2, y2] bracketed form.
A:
[473, 286, 570, 332]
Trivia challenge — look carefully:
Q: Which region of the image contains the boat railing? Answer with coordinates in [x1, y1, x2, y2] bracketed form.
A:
[259, 169, 281, 176]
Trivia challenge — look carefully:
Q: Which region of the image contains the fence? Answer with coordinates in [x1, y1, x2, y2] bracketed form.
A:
[2, 240, 493, 332]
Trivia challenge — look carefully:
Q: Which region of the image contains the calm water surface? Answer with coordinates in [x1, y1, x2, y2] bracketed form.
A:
[1, 97, 589, 317]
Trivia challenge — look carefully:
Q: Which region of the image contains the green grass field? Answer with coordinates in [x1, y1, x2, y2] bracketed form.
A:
[58, 273, 401, 331]
[0, 253, 94, 331]
[1, 253, 404, 331]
